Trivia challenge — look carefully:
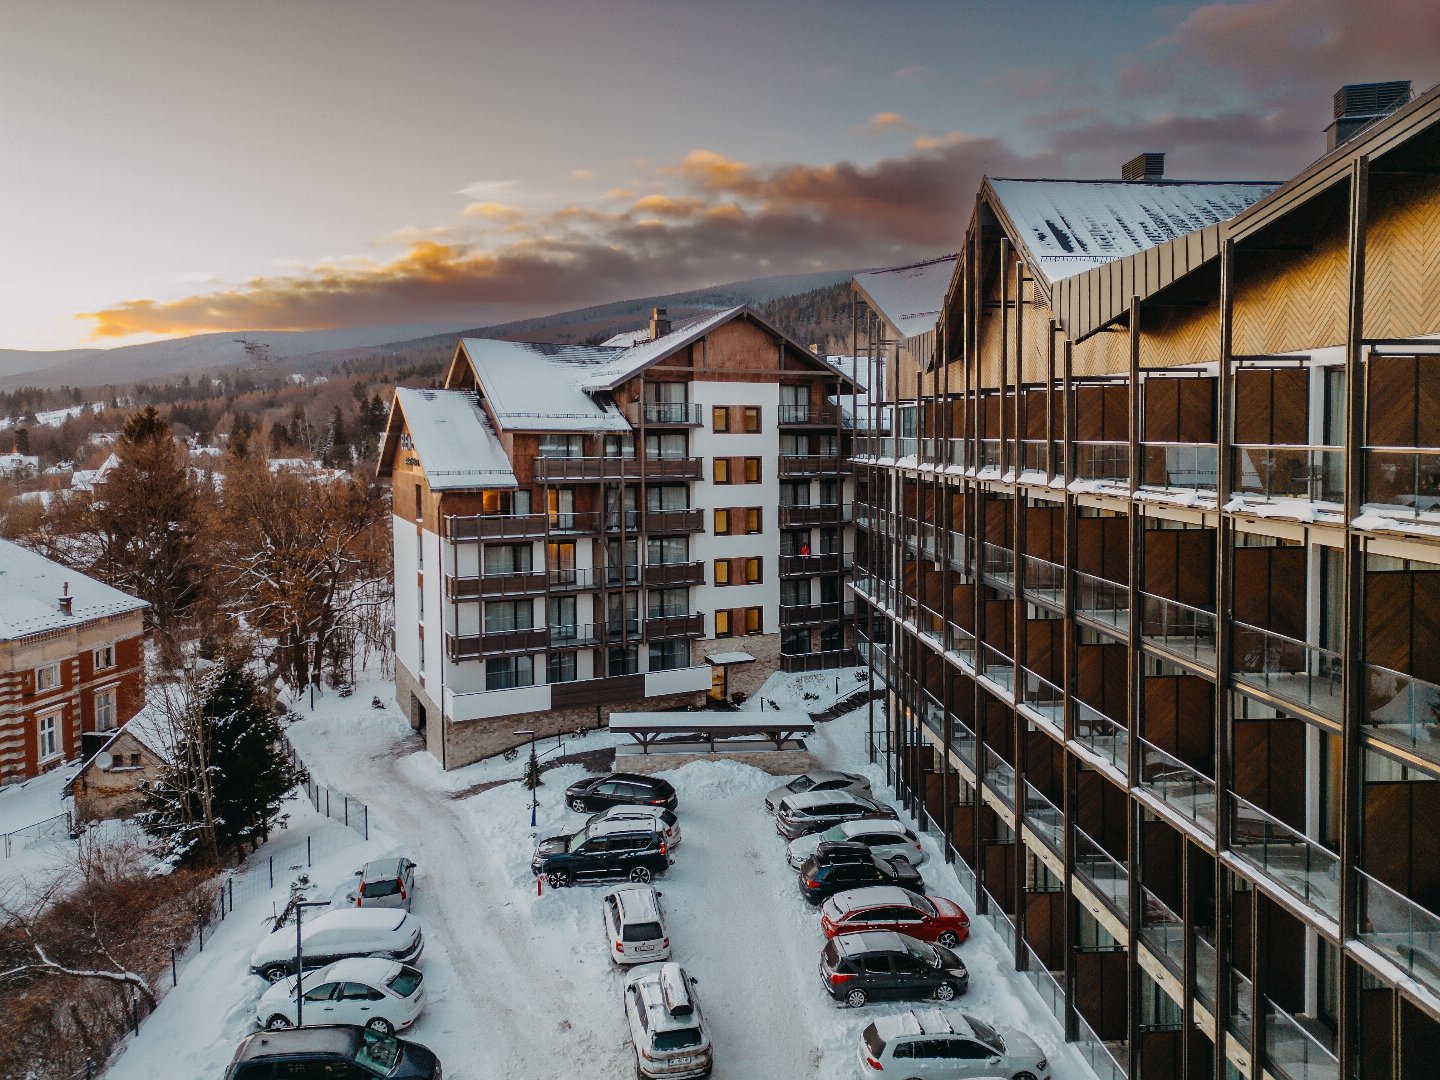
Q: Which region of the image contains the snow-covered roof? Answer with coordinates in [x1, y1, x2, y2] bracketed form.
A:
[851, 256, 956, 340]
[0, 538, 147, 641]
[599, 327, 649, 347]
[987, 178, 1279, 283]
[91, 703, 173, 764]
[394, 387, 518, 490]
[704, 651, 757, 666]
[579, 308, 742, 391]
[458, 339, 632, 432]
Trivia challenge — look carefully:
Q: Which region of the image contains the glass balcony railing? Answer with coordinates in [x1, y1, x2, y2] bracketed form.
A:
[1228, 793, 1340, 919]
[948, 714, 978, 770]
[1075, 439, 1128, 483]
[945, 620, 977, 668]
[948, 532, 974, 577]
[1232, 621, 1342, 720]
[981, 745, 1015, 806]
[1141, 442, 1218, 492]
[1022, 781, 1063, 850]
[1074, 701, 1128, 774]
[1074, 570, 1129, 633]
[1195, 933, 1218, 1011]
[1364, 663, 1440, 767]
[920, 689, 946, 742]
[1138, 737, 1216, 836]
[1019, 943, 1065, 1027]
[1140, 592, 1217, 668]
[1364, 447, 1440, 519]
[1264, 996, 1339, 1080]
[981, 542, 1015, 589]
[1022, 554, 1064, 608]
[1358, 869, 1440, 997]
[979, 438, 1001, 472]
[979, 642, 1015, 692]
[1231, 970, 1254, 1045]
[916, 604, 945, 650]
[1232, 445, 1344, 504]
[1019, 668, 1064, 729]
[1074, 826, 1129, 914]
[897, 437, 918, 460]
[1139, 887, 1185, 973]
[1020, 439, 1048, 474]
[946, 438, 968, 470]
[1073, 1012, 1127, 1080]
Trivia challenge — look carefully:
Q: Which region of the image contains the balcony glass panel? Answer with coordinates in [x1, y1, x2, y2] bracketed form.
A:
[1364, 663, 1440, 766]
[1074, 826, 1129, 913]
[979, 642, 1015, 692]
[1364, 448, 1440, 520]
[1232, 446, 1344, 504]
[1232, 621, 1342, 720]
[1231, 970, 1253, 1045]
[1141, 442, 1218, 491]
[1263, 997, 1339, 1080]
[1022, 781, 1063, 849]
[1073, 1012, 1127, 1080]
[944, 620, 976, 668]
[917, 605, 945, 649]
[981, 745, 1015, 806]
[1019, 439, 1047, 474]
[1138, 737, 1216, 837]
[1358, 870, 1440, 997]
[1139, 887, 1184, 973]
[948, 532, 973, 577]
[947, 438, 968, 470]
[1228, 793, 1339, 919]
[1074, 701, 1128, 774]
[1074, 570, 1129, 633]
[1019, 669, 1064, 728]
[1194, 933, 1217, 1011]
[1075, 439, 1128, 483]
[897, 437, 917, 459]
[948, 713, 977, 770]
[1019, 944, 1065, 1025]
[1140, 592, 1216, 669]
[1022, 555, 1064, 608]
[920, 690, 946, 741]
[979, 438, 1001, 472]
[549, 623, 598, 647]
[982, 542, 1015, 589]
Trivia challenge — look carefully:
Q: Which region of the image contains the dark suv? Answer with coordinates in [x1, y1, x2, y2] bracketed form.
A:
[224, 1025, 440, 1079]
[566, 772, 678, 813]
[797, 842, 924, 905]
[818, 930, 969, 1008]
[531, 819, 672, 887]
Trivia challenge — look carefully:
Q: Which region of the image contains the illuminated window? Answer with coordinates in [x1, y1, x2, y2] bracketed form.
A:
[745, 558, 762, 584]
[744, 457, 761, 483]
[743, 407, 761, 433]
[715, 610, 732, 638]
[746, 508, 761, 533]
[713, 509, 730, 535]
[745, 607, 763, 634]
[712, 407, 729, 432]
[713, 458, 730, 484]
[714, 560, 731, 585]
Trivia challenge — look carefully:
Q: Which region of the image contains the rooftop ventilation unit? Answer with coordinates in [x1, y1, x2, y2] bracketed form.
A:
[1121, 152, 1165, 182]
[1326, 80, 1412, 151]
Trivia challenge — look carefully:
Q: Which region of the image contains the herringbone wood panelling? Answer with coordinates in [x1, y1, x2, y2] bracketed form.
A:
[1020, 294, 1056, 383]
[1072, 326, 1129, 377]
[1365, 174, 1440, 340]
[1140, 301, 1220, 369]
[1233, 227, 1349, 355]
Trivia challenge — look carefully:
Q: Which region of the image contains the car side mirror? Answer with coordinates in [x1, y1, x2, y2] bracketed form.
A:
[353, 870, 363, 876]
[404, 861, 416, 869]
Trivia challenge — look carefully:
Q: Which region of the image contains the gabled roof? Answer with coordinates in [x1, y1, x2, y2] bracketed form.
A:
[578, 307, 741, 390]
[456, 339, 632, 432]
[381, 387, 518, 489]
[0, 538, 147, 641]
[851, 255, 957, 341]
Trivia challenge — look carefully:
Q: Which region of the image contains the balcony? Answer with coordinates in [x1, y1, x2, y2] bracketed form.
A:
[1141, 442, 1218, 492]
[948, 532, 974, 578]
[446, 571, 547, 599]
[447, 627, 547, 660]
[978, 438, 1001, 473]
[779, 601, 853, 628]
[644, 612, 705, 639]
[780, 648, 859, 673]
[1138, 887, 1185, 973]
[1263, 996, 1339, 1080]
[1022, 781, 1063, 851]
[981, 745, 1015, 807]
[946, 438, 968, 470]
[948, 714, 977, 771]
[981, 542, 1016, 591]
[979, 642, 1015, 693]
[601, 564, 642, 587]
[1232, 621, 1341, 720]
[601, 617, 643, 642]
[1140, 592, 1217, 670]
[444, 512, 548, 541]
[1364, 663, 1440, 767]
[1228, 793, 1339, 919]
[549, 622, 600, 648]
[1074, 826, 1129, 914]
[1074, 571, 1129, 634]
[780, 552, 851, 577]
[1022, 555, 1063, 610]
[1137, 737, 1216, 837]
[778, 502, 850, 528]
[1365, 447, 1440, 521]
[1074, 702, 1128, 775]
[533, 455, 702, 482]
[643, 561, 704, 588]
[644, 508, 704, 533]
[627, 401, 704, 426]
[548, 511, 602, 534]
[548, 567, 597, 592]
[1074, 440, 1128, 484]
[778, 453, 851, 477]
[1019, 669, 1064, 729]
[1233, 445, 1344, 504]
[1019, 439, 1048, 475]
[1358, 870, 1440, 998]
[778, 403, 840, 426]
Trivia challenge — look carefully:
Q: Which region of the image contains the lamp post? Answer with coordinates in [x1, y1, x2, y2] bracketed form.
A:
[292, 899, 330, 1027]
[304, 637, 318, 710]
[515, 728, 538, 828]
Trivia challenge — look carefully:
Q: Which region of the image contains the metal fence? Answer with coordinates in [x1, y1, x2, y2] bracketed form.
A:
[2, 810, 72, 857]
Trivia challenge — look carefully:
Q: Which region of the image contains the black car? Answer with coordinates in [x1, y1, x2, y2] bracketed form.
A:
[819, 930, 969, 1008]
[225, 1025, 441, 1079]
[531, 819, 672, 887]
[566, 772, 678, 813]
[797, 843, 924, 905]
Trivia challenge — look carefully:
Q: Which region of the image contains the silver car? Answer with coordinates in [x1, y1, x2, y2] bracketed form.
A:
[349, 857, 417, 911]
[859, 1009, 1049, 1079]
[588, 805, 682, 850]
[623, 962, 712, 1078]
[764, 771, 872, 814]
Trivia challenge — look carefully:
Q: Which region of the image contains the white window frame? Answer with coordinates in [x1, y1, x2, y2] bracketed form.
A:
[35, 663, 61, 693]
[95, 690, 116, 730]
[37, 711, 62, 762]
[93, 644, 116, 671]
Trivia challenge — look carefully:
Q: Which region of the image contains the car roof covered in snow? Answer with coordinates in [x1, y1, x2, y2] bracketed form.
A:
[314, 957, 403, 984]
[872, 1007, 980, 1041]
[390, 387, 518, 490]
[308, 908, 409, 933]
[781, 788, 874, 811]
[586, 818, 664, 839]
[231, 1026, 366, 1063]
[0, 537, 148, 641]
[834, 929, 911, 955]
[605, 883, 662, 921]
[826, 885, 923, 912]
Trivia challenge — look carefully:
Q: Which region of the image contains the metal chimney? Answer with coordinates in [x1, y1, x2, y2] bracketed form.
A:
[1327, 81, 1412, 151]
[59, 581, 73, 616]
[1121, 152, 1165, 182]
[649, 307, 672, 341]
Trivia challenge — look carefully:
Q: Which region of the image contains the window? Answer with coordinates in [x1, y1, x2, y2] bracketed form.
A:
[484, 600, 533, 633]
[481, 489, 531, 515]
[781, 580, 810, 607]
[128, 752, 140, 767]
[414, 483, 423, 521]
[745, 557, 762, 584]
[713, 458, 730, 484]
[714, 509, 730, 535]
[647, 484, 688, 511]
[743, 406, 761, 433]
[607, 646, 639, 677]
[744, 457, 761, 483]
[746, 507, 762, 533]
[646, 433, 687, 460]
[781, 629, 810, 656]
[547, 652, 577, 684]
[715, 610, 732, 638]
[35, 663, 60, 692]
[537, 435, 583, 459]
[484, 544, 533, 574]
[714, 559, 731, 585]
[548, 595, 577, 631]
[93, 644, 115, 670]
[95, 691, 116, 730]
[604, 433, 636, 459]
[712, 406, 729, 432]
[486, 655, 534, 691]
[649, 588, 689, 618]
[648, 537, 688, 565]
[781, 481, 809, 506]
[745, 607, 762, 634]
[37, 711, 61, 761]
[649, 640, 690, 672]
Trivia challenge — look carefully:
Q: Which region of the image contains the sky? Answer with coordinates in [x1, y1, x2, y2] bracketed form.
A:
[2, 0, 1437, 352]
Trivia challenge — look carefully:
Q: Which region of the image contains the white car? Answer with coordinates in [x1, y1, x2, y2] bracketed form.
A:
[786, 818, 926, 870]
[254, 957, 425, 1035]
[603, 883, 670, 965]
[859, 1008, 1049, 1079]
[588, 804, 682, 850]
[764, 771, 872, 813]
[249, 908, 424, 982]
[623, 962, 713, 1078]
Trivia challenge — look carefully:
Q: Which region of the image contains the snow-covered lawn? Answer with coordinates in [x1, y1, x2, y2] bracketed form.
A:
[0, 763, 83, 904]
[102, 672, 1094, 1079]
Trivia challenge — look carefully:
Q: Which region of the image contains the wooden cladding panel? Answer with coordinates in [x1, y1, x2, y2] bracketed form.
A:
[1363, 780, 1440, 922]
[1026, 729, 1064, 792]
[984, 497, 1012, 545]
[1234, 367, 1309, 445]
[1024, 505, 1063, 561]
[1364, 173, 1440, 343]
[1076, 767, 1128, 852]
[1141, 674, 1213, 771]
[1025, 618, 1063, 683]
[1367, 355, 1440, 448]
[1075, 516, 1129, 580]
[1256, 892, 1308, 1015]
[1365, 570, 1440, 684]
[1142, 818, 1184, 914]
[1076, 642, 1128, 723]
[1232, 545, 1306, 639]
[1143, 529, 1214, 608]
[1074, 384, 1129, 442]
[1233, 225, 1349, 357]
[950, 583, 976, 632]
[1232, 717, 1307, 831]
[1023, 891, 1065, 971]
[1143, 377, 1216, 443]
[1023, 388, 1048, 439]
[983, 598, 1012, 654]
[980, 394, 1002, 437]
[1074, 950, 1128, 1041]
[982, 840, 1017, 912]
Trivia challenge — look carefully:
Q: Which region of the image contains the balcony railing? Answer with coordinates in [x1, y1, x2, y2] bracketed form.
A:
[1019, 439, 1047, 474]
[779, 648, 859, 672]
[1140, 592, 1217, 668]
[1365, 447, 1440, 520]
[1074, 570, 1129, 633]
[549, 511, 602, 533]
[548, 567, 596, 591]
[1233, 445, 1344, 504]
[1022, 781, 1063, 850]
[779, 601, 853, 627]
[447, 627, 547, 660]
[945, 620, 977, 668]
[949, 713, 977, 770]
[644, 508, 705, 533]
[778, 502, 850, 528]
[979, 438, 1001, 472]
[601, 617, 643, 642]
[946, 438, 968, 470]
[778, 403, 840, 426]
[1364, 662, 1440, 767]
[1074, 701, 1128, 774]
[644, 612, 705, 639]
[780, 552, 851, 576]
[979, 642, 1015, 693]
[1229, 792, 1339, 919]
[534, 456, 702, 481]
[549, 622, 599, 647]
[1232, 621, 1342, 720]
[1138, 737, 1216, 837]
[1020, 669, 1064, 728]
[981, 542, 1015, 589]
[1141, 442, 1218, 492]
[1358, 869, 1440, 998]
[601, 564, 642, 587]
[1022, 554, 1064, 609]
[444, 512, 548, 541]
[1075, 439, 1128, 483]
[915, 604, 945, 650]
[628, 401, 704, 426]
[1074, 826, 1129, 914]
[1139, 887, 1185, 974]
[981, 745, 1015, 807]
[643, 561, 705, 588]
[1264, 996, 1339, 1080]
[778, 453, 850, 476]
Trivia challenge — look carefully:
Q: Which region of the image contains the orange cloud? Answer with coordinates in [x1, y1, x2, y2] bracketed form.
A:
[859, 111, 915, 135]
[462, 201, 525, 221]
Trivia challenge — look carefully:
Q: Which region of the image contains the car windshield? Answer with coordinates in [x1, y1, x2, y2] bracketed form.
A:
[787, 776, 815, 794]
[357, 1028, 403, 1071]
[904, 938, 941, 967]
[653, 1027, 702, 1051]
[912, 895, 937, 918]
[566, 829, 588, 853]
[862, 1023, 886, 1059]
[387, 966, 422, 997]
[965, 1015, 1004, 1052]
[360, 878, 400, 898]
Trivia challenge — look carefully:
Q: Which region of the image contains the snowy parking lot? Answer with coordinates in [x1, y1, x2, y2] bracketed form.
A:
[102, 672, 1092, 1080]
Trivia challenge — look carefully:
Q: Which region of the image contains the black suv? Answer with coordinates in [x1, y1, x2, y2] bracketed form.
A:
[566, 772, 678, 813]
[225, 1025, 440, 1079]
[797, 842, 924, 905]
[531, 819, 672, 887]
[819, 930, 969, 1008]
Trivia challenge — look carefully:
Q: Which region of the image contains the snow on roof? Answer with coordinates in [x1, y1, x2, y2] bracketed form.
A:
[458, 339, 632, 432]
[0, 538, 147, 641]
[608, 711, 814, 732]
[704, 651, 756, 666]
[599, 327, 649, 347]
[579, 308, 742, 391]
[988, 178, 1279, 283]
[394, 387, 518, 490]
[852, 256, 956, 340]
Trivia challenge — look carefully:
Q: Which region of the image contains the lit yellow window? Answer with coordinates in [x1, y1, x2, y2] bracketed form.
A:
[743, 407, 760, 433]
[713, 407, 729, 432]
[713, 458, 729, 484]
[745, 607, 762, 633]
[713, 508, 729, 535]
[715, 610, 732, 637]
[745, 557, 762, 583]
[745, 508, 761, 533]
[714, 559, 730, 585]
[744, 457, 760, 483]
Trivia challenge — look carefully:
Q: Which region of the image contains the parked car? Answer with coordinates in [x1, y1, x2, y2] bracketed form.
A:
[588, 804, 682, 849]
[820, 886, 970, 947]
[603, 883, 670, 965]
[797, 843, 924, 905]
[224, 1026, 441, 1079]
[623, 962, 713, 1078]
[774, 790, 897, 841]
[764, 770, 872, 813]
[786, 818, 925, 869]
[255, 958, 425, 1034]
[566, 772, 678, 813]
[819, 931, 969, 1008]
[531, 819, 671, 887]
[859, 1009, 1050, 1079]
[249, 909, 424, 983]
[349, 857, 418, 910]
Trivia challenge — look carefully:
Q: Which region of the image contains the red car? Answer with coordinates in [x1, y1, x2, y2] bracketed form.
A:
[819, 885, 971, 947]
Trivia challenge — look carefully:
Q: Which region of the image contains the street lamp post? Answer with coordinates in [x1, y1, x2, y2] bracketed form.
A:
[292, 899, 330, 1027]
[304, 637, 318, 710]
[515, 728, 537, 828]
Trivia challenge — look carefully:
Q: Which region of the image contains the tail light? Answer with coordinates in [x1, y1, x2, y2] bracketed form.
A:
[616, 941, 624, 953]
[803, 878, 819, 889]
[828, 971, 856, 985]
[663, 938, 669, 948]
[651, 799, 665, 806]
[864, 1055, 884, 1070]
[659, 840, 668, 857]
[355, 895, 363, 907]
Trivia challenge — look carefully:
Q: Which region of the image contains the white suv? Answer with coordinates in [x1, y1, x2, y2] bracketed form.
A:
[603, 884, 670, 965]
[859, 1008, 1049, 1079]
[623, 962, 713, 1078]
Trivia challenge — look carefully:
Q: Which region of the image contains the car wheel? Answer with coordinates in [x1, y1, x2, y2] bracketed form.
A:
[264, 1014, 293, 1031]
[934, 982, 958, 1001]
[937, 930, 960, 948]
[365, 1017, 395, 1035]
[547, 871, 574, 888]
[569, 797, 588, 812]
[261, 964, 291, 983]
[844, 988, 868, 1008]
[629, 866, 653, 884]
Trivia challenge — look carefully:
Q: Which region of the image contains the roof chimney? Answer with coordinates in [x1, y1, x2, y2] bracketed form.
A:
[649, 307, 671, 341]
[1121, 152, 1165, 182]
[1327, 80, 1412, 151]
[59, 582, 72, 616]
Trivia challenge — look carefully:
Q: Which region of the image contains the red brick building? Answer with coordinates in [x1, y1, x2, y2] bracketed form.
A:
[0, 538, 147, 784]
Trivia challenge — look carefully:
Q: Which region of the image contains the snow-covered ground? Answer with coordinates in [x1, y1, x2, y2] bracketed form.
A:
[0, 765, 78, 900]
[102, 672, 1094, 1079]
[0, 401, 106, 431]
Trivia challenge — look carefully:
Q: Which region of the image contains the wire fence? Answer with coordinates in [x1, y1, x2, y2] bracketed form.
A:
[2, 809, 73, 857]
